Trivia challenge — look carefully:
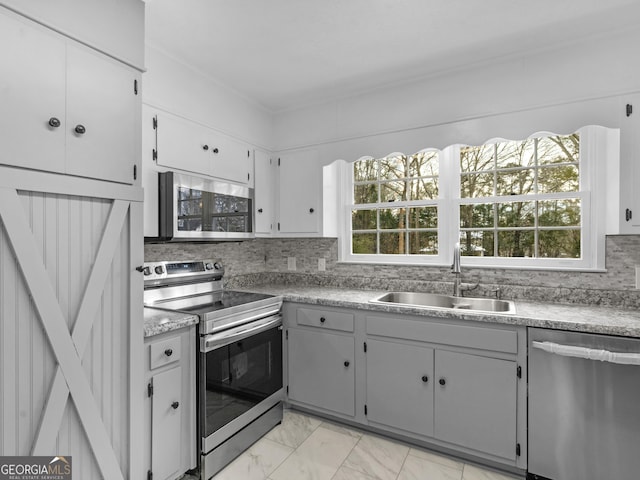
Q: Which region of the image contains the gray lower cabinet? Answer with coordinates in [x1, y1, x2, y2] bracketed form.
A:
[366, 339, 434, 437]
[144, 326, 197, 480]
[288, 328, 355, 416]
[434, 350, 517, 460]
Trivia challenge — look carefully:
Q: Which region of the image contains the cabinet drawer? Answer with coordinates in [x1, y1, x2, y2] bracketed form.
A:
[297, 307, 354, 332]
[150, 336, 182, 370]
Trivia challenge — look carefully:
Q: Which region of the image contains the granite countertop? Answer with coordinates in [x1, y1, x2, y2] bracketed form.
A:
[236, 284, 640, 337]
[144, 307, 199, 338]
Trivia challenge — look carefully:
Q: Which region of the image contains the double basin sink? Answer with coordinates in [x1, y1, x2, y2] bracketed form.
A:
[370, 292, 516, 314]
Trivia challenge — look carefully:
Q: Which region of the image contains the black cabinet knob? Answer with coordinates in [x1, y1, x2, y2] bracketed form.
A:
[171, 401, 179, 410]
[439, 378, 446, 386]
[344, 361, 350, 367]
[319, 317, 326, 323]
[164, 348, 173, 357]
[74, 124, 86, 135]
[309, 208, 315, 213]
[422, 375, 429, 383]
[48, 117, 61, 128]
[212, 147, 219, 154]
[202, 145, 209, 150]
[258, 208, 263, 213]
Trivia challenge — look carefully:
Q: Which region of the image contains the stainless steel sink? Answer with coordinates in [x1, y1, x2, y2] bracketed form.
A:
[370, 292, 516, 314]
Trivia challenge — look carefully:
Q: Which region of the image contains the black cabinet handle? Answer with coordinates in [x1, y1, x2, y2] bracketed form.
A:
[258, 208, 263, 213]
[422, 375, 429, 383]
[164, 348, 173, 357]
[171, 401, 179, 409]
[439, 378, 446, 386]
[344, 361, 350, 367]
[319, 317, 326, 323]
[212, 147, 219, 154]
[309, 208, 315, 213]
[74, 124, 86, 135]
[48, 117, 61, 128]
[202, 145, 209, 150]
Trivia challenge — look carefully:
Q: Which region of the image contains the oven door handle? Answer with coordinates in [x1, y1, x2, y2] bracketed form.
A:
[202, 314, 282, 351]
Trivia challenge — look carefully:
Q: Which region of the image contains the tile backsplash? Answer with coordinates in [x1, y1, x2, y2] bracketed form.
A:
[145, 235, 640, 308]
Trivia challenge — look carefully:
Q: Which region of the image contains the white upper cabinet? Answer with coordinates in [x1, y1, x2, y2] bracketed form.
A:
[155, 111, 252, 185]
[277, 150, 321, 235]
[0, 0, 144, 69]
[254, 149, 275, 235]
[0, 10, 141, 185]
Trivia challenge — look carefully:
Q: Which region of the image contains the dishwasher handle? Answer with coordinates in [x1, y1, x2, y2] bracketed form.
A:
[532, 340, 640, 365]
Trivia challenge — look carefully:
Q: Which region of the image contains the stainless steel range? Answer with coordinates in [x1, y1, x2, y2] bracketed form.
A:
[142, 259, 284, 480]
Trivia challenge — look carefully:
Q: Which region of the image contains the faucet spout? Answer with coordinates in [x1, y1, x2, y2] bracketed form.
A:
[452, 242, 461, 274]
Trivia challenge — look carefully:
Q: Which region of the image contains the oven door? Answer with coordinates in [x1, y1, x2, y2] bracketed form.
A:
[199, 315, 283, 453]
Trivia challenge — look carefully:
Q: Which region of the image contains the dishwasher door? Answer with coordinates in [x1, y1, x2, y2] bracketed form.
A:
[528, 328, 640, 480]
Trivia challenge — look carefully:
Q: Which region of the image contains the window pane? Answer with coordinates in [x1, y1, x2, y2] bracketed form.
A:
[352, 233, 377, 254]
[496, 169, 535, 196]
[380, 181, 407, 202]
[409, 231, 438, 255]
[497, 201, 535, 228]
[539, 199, 581, 227]
[538, 165, 579, 193]
[460, 144, 494, 172]
[460, 231, 495, 257]
[538, 134, 579, 166]
[352, 209, 377, 230]
[379, 232, 405, 254]
[539, 230, 581, 258]
[379, 155, 407, 180]
[461, 172, 494, 198]
[409, 206, 437, 229]
[354, 184, 378, 204]
[409, 151, 439, 177]
[497, 230, 535, 257]
[354, 158, 378, 181]
[379, 208, 405, 229]
[460, 204, 494, 229]
[408, 178, 438, 200]
[496, 139, 535, 169]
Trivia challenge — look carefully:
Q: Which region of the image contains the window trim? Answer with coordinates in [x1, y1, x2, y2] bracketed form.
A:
[338, 126, 616, 271]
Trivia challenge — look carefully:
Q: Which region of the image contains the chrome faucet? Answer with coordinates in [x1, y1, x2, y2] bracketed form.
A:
[452, 241, 479, 297]
[452, 242, 462, 297]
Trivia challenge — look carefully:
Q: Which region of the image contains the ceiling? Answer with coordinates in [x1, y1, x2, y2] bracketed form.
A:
[145, 0, 640, 113]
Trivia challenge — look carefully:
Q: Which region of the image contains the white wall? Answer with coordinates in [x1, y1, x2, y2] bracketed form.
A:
[273, 27, 640, 162]
[143, 46, 274, 150]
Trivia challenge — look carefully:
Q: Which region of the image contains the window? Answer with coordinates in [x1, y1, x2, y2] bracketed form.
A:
[459, 134, 581, 259]
[340, 126, 616, 270]
[351, 151, 439, 256]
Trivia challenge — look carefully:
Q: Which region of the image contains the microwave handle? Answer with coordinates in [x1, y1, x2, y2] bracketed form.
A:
[202, 315, 282, 352]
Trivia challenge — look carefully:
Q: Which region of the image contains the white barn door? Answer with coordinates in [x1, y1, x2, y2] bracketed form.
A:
[0, 167, 143, 479]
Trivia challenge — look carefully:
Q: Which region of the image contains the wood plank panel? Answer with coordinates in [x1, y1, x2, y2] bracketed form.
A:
[0, 187, 136, 479]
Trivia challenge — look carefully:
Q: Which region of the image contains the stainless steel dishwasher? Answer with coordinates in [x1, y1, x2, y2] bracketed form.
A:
[528, 328, 640, 480]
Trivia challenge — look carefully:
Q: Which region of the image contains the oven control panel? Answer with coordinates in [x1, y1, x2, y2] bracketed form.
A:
[141, 259, 223, 286]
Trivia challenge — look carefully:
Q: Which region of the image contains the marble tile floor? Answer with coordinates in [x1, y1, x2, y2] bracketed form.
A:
[182, 409, 521, 480]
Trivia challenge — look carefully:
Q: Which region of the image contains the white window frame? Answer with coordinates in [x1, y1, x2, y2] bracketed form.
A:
[338, 126, 617, 271]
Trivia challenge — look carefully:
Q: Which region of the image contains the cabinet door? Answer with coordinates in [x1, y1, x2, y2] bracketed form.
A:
[210, 135, 251, 185]
[254, 149, 274, 234]
[366, 339, 434, 437]
[152, 366, 183, 480]
[278, 150, 320, 233]
[66, 44, 138, 184]
[0, 12, 66, 173]
[288, 329, 355, 416]
[434, 350, 517, 460]
[156, 112, 211, 176]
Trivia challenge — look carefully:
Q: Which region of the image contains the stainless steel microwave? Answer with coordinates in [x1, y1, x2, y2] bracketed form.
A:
[158, 171, 254, 241]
